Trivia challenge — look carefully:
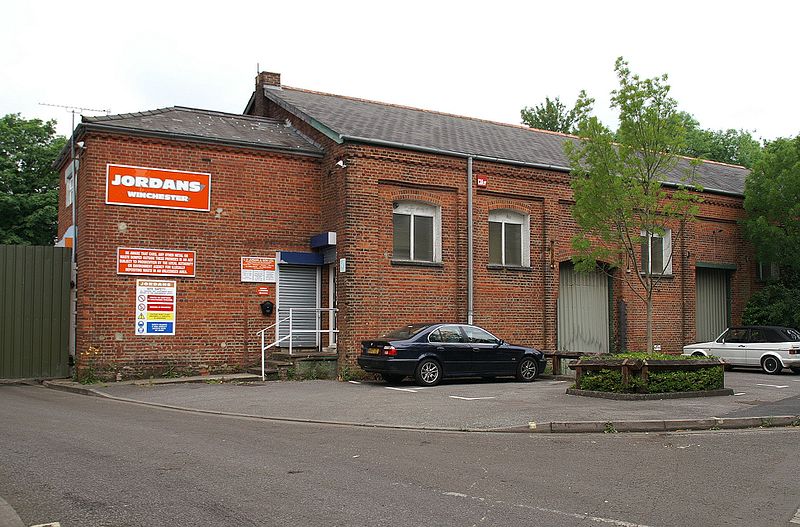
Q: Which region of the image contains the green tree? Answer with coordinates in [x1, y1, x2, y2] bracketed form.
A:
[0, 114, 66, 245]
[678, 112, 762, 168]
[742, 135, 800, 271]
[742, 271, 800, 328]
[520, 96, 580, 134]
[565, 58, 701, 353]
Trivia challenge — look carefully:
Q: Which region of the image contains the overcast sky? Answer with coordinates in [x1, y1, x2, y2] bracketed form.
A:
[3, 1, 798, 143]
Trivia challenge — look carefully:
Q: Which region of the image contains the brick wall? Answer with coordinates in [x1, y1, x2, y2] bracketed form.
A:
[252, 92, 759, 365]
[60, 132, 323, 377]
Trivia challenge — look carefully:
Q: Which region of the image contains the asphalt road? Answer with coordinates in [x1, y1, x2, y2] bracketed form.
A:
[2, 385, 799, 527]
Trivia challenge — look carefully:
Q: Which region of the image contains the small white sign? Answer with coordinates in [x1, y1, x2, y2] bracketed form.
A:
[339, 258, 347, 273]
[653, 344, 662, 351]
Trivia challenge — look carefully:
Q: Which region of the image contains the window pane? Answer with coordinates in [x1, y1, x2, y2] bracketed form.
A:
[438, 325, 464, 343]
[428, 329, 442, 343]
[393, 214, 411, 259]
[463, 326, 497, 344]
[489, 221, 502, 264]
[640, 236, 649, 272]
[504, 223, 522, 266]
[414, 215, 434, 261]
[651, 237, 664, 274]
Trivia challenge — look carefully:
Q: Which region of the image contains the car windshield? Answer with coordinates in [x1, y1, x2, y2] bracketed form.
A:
[378, 324, 429, 340]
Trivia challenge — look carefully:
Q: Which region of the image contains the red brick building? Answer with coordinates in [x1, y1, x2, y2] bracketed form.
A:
[56, 72, 756, 378]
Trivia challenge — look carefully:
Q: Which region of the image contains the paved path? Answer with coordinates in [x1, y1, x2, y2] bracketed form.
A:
[75, 370, 800, 431]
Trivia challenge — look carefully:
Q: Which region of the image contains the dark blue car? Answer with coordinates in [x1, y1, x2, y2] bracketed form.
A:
[358, 323, 547, 386]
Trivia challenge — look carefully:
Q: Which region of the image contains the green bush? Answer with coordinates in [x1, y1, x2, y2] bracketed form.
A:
[578, 363, 724, 393]
[647, 367, 723, 393]
[743, 277, 800, 329]
[581, 369, 625, 392]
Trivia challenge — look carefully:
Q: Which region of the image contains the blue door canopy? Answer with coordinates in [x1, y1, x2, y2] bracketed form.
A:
[279, 251, 323, 266]
[310, 232, 337, 249]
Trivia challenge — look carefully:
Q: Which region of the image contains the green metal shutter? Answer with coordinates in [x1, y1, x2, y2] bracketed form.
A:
[0, 245, 71, 379]
[695, 268, 728, 342]
[557, 262, 609, 354]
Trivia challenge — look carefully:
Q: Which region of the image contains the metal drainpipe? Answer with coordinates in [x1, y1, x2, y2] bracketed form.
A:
[467, 157, 474, 325]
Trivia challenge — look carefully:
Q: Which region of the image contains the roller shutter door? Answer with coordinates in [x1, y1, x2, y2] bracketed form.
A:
[557, 262, 609, 354]
[277, 264, 319, 348]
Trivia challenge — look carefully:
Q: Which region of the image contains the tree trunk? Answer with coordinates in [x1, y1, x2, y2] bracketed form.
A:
[646, 295, 654, 353]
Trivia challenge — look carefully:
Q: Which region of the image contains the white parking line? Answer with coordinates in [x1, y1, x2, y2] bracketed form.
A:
[385, 387, 419, 393]
[756, 384, 789, 388]
[348, 381, 361, 384]
[790, 506, 800, 524]
[441, 490, 651, 526]
[734, 392, 746, 396]
[449, 396, 496, 401]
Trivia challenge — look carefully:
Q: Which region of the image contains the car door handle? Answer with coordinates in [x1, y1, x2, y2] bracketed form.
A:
[472, 348, 481, 352]
[738, 345, 746, 347]
[436, 346, 445, 351]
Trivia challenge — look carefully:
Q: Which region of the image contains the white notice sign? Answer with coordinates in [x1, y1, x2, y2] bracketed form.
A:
[135, 279, 176, 336]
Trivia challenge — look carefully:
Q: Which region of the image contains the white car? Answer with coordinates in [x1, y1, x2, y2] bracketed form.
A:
[683, 326, 800, 375]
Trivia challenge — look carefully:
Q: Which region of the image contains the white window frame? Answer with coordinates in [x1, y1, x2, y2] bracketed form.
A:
[65, 161, 76, 207]
[392, 201, 441, 263]
[489, 209, 530, 267]
[758, 261, 780, 281]
[640, 228, 672, 275]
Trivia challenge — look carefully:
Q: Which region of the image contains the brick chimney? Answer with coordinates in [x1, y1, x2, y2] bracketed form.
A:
[257, 71, 281, 88]
[249, 71, 281, 117]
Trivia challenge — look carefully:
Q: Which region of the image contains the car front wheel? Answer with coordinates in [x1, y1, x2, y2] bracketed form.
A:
[516, 357, 538, 382]
[761, 356, 782, 375]
[415, 359, 442, 387]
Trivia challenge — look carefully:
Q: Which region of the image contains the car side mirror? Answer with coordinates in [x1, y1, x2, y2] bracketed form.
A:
[495, 339, 504, 347]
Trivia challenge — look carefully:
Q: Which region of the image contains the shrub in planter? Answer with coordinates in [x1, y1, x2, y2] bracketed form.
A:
[573, 353, 724, 394]
[647, 367, 723, 393]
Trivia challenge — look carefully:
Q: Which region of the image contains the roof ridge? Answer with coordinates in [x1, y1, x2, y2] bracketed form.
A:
[673, 153, 747, 170]
[170, 106, 284, 123]
[84, 107, 176, 122]
[278, 86, 581, 140]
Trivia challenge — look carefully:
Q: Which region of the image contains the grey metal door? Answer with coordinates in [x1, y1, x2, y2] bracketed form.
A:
[696, 267, 728, 342]
[557, 262, 609, 354]
[277, 264, 320, 348]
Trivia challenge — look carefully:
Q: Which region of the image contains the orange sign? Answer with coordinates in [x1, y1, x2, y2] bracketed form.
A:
[241, 257, 276, 283]
[118, 248, 196, 277]
[106, 164, 211, 211]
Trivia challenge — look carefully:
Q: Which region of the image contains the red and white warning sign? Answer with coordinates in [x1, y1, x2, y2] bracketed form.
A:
[118, 248, 196, 277]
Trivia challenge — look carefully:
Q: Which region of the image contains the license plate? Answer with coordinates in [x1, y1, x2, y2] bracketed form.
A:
[367, 347, 380, 355]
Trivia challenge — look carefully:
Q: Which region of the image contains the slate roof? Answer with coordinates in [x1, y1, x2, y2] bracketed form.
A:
[264, 87, 748, 195]
[81, 106, 322, 155]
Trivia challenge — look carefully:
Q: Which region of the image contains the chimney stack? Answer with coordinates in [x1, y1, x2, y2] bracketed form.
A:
[257, 71, 281, 88]
[250, 71, 281, 117]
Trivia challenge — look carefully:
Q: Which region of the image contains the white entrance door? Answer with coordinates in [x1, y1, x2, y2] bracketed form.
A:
[277, 264, 320, 348]
[557, 262, 610, 354]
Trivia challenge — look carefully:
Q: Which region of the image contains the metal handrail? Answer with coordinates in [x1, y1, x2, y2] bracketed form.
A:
[258, 308, 339, 380]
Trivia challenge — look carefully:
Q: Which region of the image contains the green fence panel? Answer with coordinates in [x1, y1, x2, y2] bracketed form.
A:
[0, 245, 71, 379]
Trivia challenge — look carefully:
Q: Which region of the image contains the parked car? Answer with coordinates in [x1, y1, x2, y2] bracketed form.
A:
[682, 326, 800, 375]
[358, 323, 547, 386]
